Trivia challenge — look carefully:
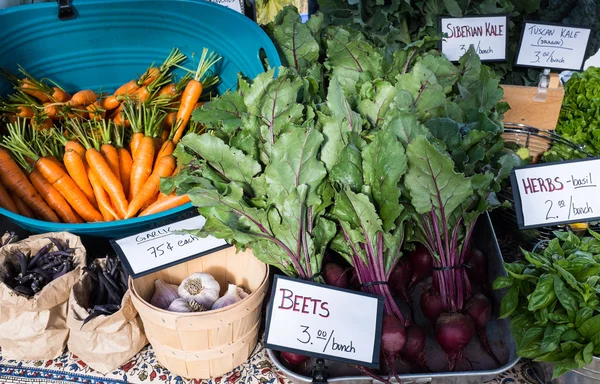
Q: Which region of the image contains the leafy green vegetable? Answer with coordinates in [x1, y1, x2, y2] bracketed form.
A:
[496, 229, 600, 377]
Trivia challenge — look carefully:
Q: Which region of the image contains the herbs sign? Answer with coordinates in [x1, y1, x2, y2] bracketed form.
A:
[439, 15, 508, 62]
[516, 22, 591, 71]
[111, 215, 229, 278]
[511, 158, 600, 229]
[265, 275, 384, 367]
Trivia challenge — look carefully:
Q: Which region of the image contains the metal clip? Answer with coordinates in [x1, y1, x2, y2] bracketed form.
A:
[311, 358, 329, 383]
[533, 68, 551, 102]
[57, 0, 75, 21]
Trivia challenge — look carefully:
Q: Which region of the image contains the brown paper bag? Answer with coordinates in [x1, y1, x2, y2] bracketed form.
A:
[67, 259, 147, 373]
[0, 232, 86, 360]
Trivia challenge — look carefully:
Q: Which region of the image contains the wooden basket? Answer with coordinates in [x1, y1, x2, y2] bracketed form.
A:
[129, 247, 269, 379]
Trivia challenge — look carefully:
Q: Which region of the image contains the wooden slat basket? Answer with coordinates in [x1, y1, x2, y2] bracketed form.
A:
[129, 247, 269, 379]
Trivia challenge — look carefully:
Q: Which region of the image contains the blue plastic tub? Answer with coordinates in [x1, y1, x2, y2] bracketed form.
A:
[0, 0, 281, 238]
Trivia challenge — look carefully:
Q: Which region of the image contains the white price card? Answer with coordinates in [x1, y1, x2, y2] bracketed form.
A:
[516, 22, 591, 71]
[110, 216, 229, 278]
[265, 275, 384, 368]
[439, 15, 508, 62]
[208, 0, 244, 14]
[511, 158, 600, 229]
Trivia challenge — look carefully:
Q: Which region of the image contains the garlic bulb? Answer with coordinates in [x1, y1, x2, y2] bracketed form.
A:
[212, 284, 244, 310]
[150, 279, 179, 310]
[178, 272, 220, 308]
[238, 286, 250, 300]
[167, 298, 206, 313]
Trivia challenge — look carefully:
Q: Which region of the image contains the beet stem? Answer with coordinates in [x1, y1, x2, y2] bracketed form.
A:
[478, 329, 502, 366]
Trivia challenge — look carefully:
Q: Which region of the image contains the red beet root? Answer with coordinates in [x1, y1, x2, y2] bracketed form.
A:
[420, 289, 443, 324]
[464, 247, 487, 286]
[323, 262, 349, 289]
[435, 312, 475, 371]
[389, 258, 414, 318]
[381, 314, 406, 381]
[464, 293, 502, 366]
[408, 245, 433, 290]
[400, 324, 429, 372]
[280, 351, 310, 366]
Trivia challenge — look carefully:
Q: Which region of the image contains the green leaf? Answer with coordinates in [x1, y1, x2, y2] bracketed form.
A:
[561, 328, 580, 342]
[516, 327, 544, 358]
[329, 144, 363, 192]
[493, 276, 512, 290]
[540, 323, 568, 354]
[578, 314, 600, 339]
[192, 91, 247, 134]
[362, 130, 407, 231]
[384, 113, 429, 145]
[552, 358, 581, 379]
[405, 136, 472, 221]
[547, 313, 571, 324]
[270, 7, 320, 73]
[584, 342, 594, 365]
[395, 62, 447, 115]
[499, 285, 519, 318]
[555, 276, 578, 319]
[181, 133, 261, 188]
[264, 126, 326, 206]
[528, 274, 556, 312]
[358, 80, 398, 128]
[443, 0, 463, 16]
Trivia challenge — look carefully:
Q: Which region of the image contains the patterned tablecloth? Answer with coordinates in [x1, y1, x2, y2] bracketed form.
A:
[0, 341, 545, 384]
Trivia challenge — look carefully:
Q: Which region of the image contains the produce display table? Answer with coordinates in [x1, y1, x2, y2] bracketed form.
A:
[0, 343, 542, 384]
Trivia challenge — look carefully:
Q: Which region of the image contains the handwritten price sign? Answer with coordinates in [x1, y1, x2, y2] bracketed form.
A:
[516, 22, 591, 71]
[511, 158, 600, 229]
[111, 216, 229, 278]
[265, 275, 384, 367]
[439, 15, 508, 62]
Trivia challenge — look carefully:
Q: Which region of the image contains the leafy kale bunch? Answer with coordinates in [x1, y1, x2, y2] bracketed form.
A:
[495, 231, 600, 378]
[316, 0, 600, 85]
[547, 67, 600, 160]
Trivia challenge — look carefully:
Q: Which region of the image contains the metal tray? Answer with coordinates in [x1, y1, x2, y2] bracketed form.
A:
[267, 213, 519, 383]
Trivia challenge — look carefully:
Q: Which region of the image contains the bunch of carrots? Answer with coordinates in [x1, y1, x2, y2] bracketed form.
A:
[0, 48, 220, 223]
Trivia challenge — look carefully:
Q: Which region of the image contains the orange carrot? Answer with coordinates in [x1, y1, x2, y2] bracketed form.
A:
[128, 136, 155, 201]
[126, 154, 176, 218]
[16, 106, 34, 118]
[0, 180, 18, 213]
[102, 95, 120, 111]
[35, 156, 103, 222]
[163, 112, 176, 128]
[172, 49, 220, 144]
[88, 167, 120, 221]
[161, 127, 170, 141]
[32, 117, 53, 130]
[85, 148, 129, 219]
[133, 86, 150, 103]
[139, 194, 190, 216]
[87, 101, 105, 121]
[115, 79, 140, 96]
[156, 139, 175, 163]
[43, 103, 60, 119]
[20, 79, 49, 102]
[65, 141, 86, 159]
[142, 68, 160, 86]
[0, 148, 59, 222]
[51, 87, 71, 102]
[117, 147, 133, 199]
[158, 83, 177, 97]
[67, 90, 97, 106]
[64, 149, 97, 209]
[100, 143, 120, 182]
[140, 194, 157, 212]
[129, 132, 144, 158]
[29, 169, 81, 223]
[12, 194, 35, 218]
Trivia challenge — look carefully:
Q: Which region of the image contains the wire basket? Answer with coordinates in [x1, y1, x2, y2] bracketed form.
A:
[495, 123, 596, 248]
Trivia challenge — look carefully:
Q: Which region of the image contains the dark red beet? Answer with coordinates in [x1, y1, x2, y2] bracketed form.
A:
[464, 247, 487, 286]
[381, 314, 406, 382]
[399, 324, 429, 372]
[408, 245, 433, 290]
[389, 258, 413, 318]
[464, 293, 502, 366]
[435, 312, 475, 371]
[323, 262, 349, 288]
[280, 351, 310, 366]
[420, 289, 443, 324]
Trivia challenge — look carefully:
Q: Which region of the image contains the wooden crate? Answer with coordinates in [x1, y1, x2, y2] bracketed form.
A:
[500, 73, 564, 131]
